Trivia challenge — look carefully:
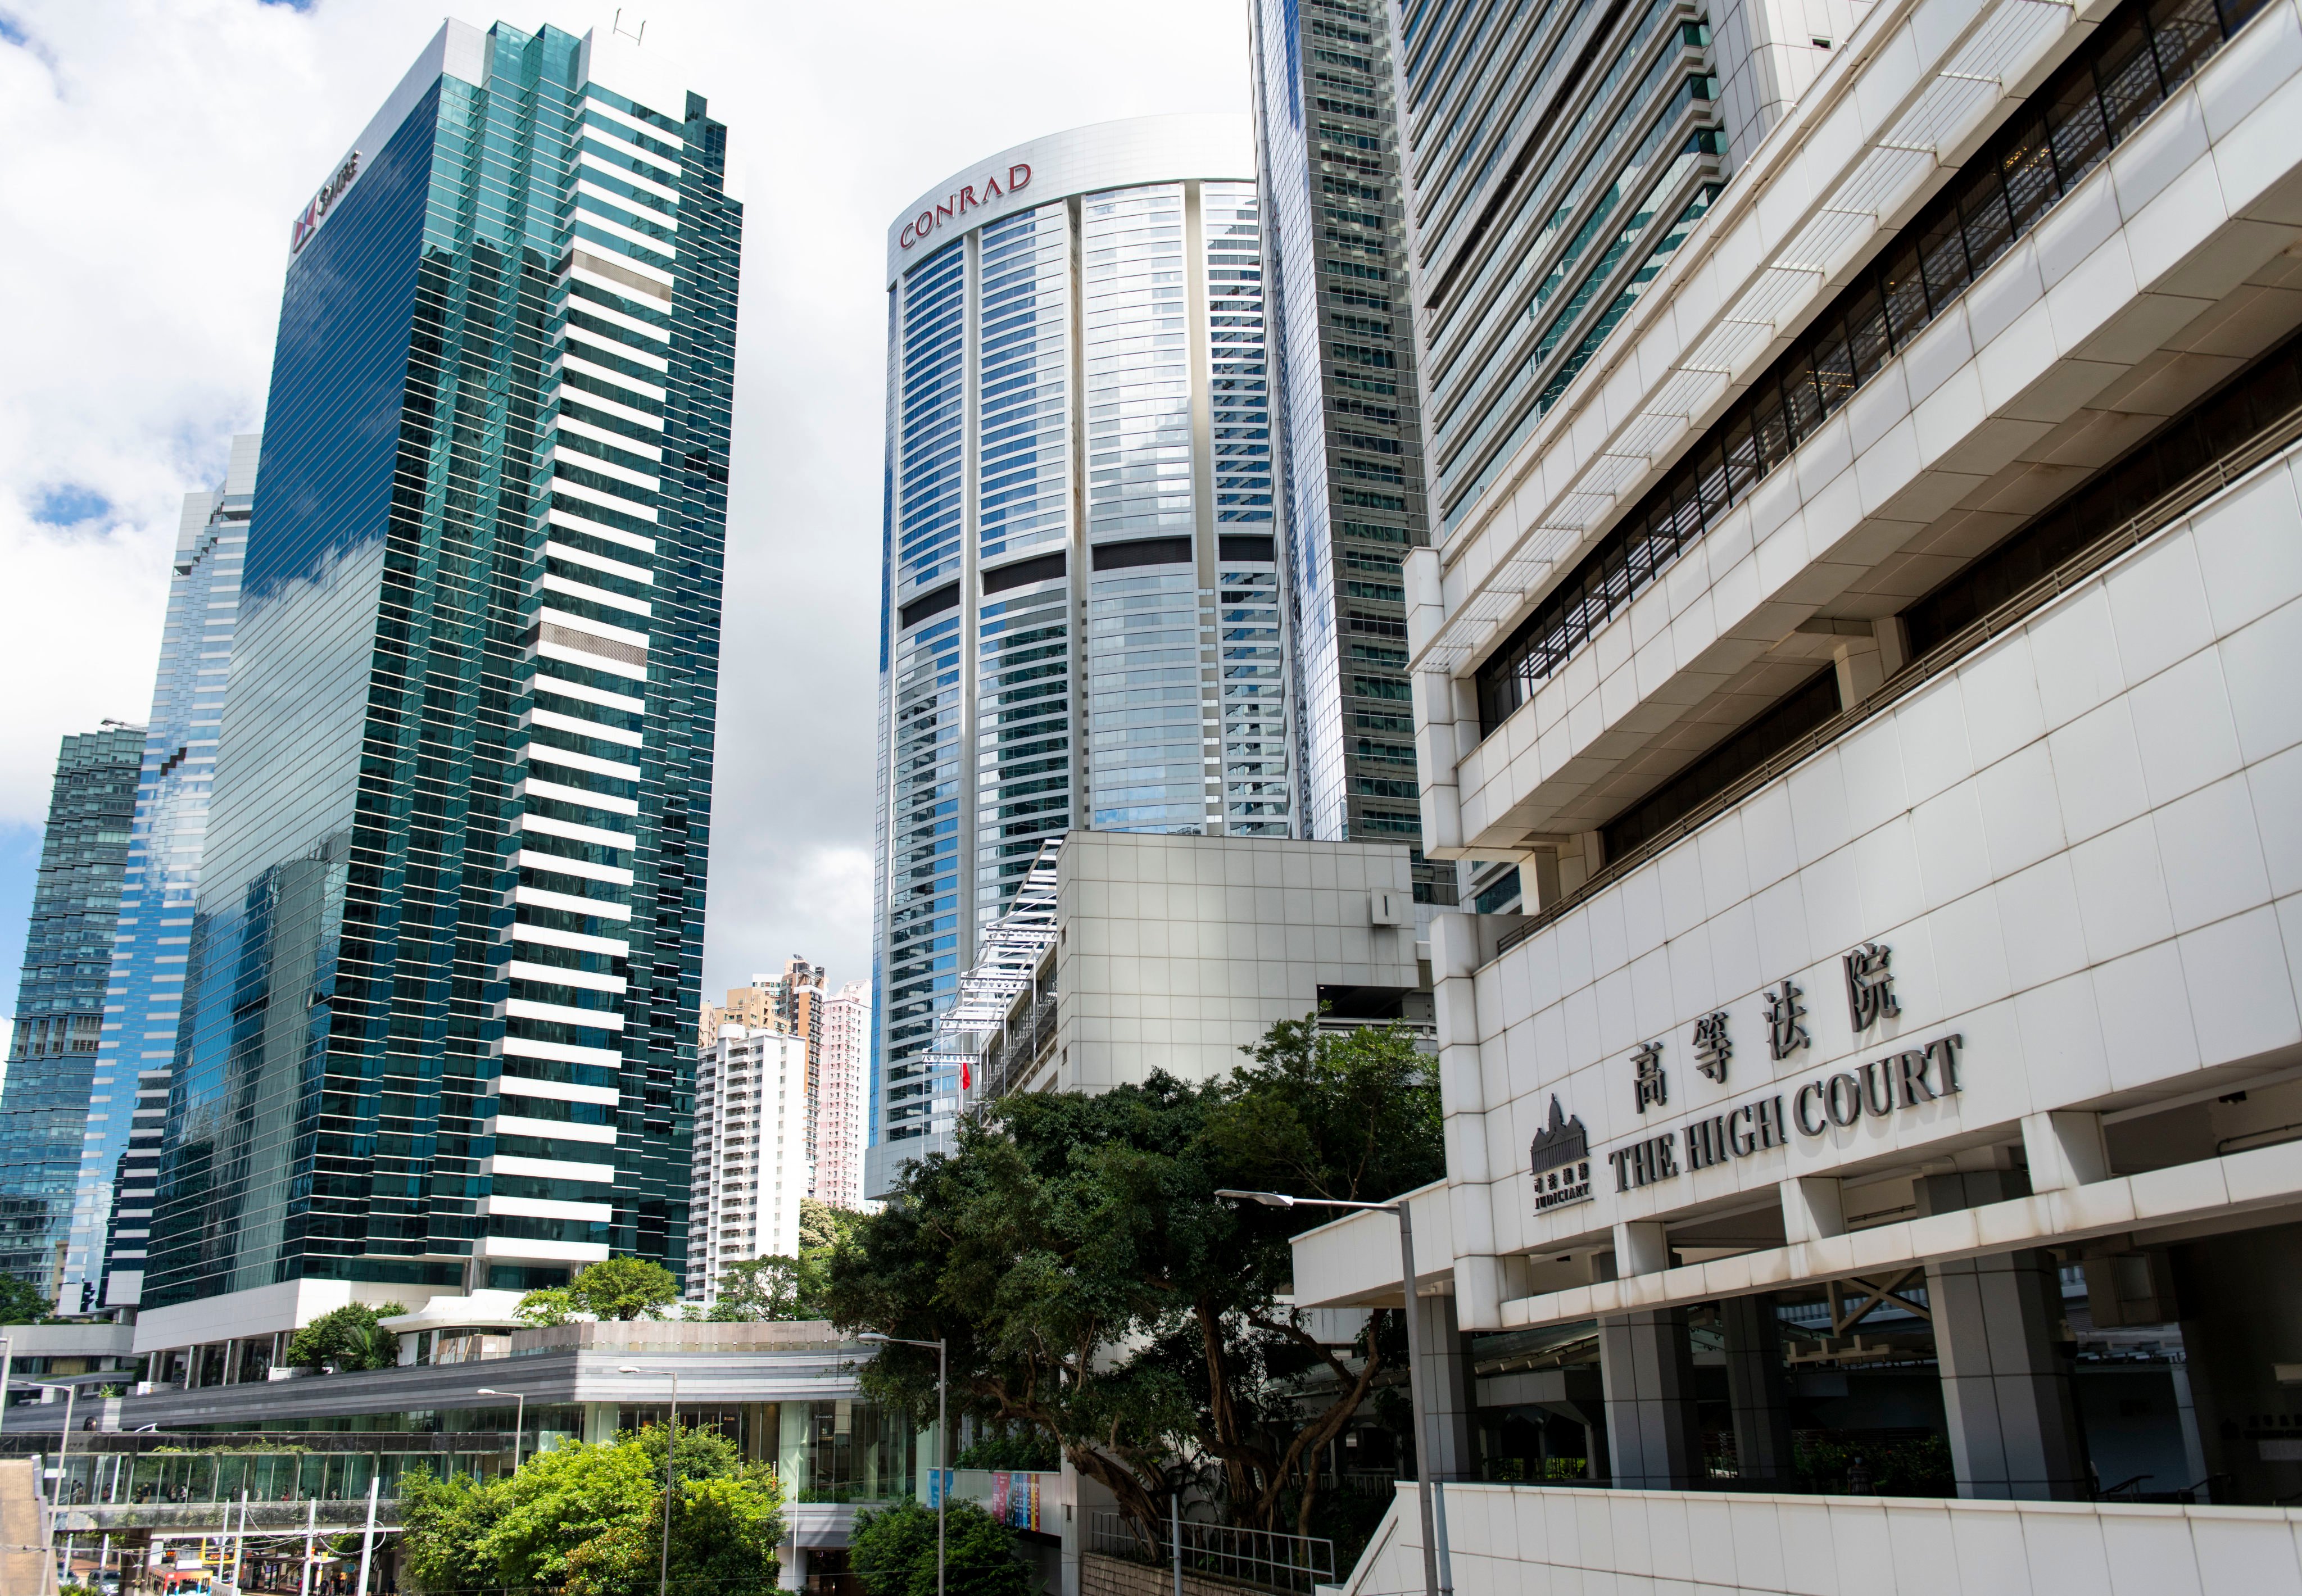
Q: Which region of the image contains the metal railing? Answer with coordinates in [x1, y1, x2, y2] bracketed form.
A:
[1088, 1509, 1336, 1596]
[1494, 393, 2302, 961]
[978, 986, 1059, 1103]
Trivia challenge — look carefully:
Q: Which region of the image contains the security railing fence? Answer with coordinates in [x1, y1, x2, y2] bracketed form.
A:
[1088, 1509, 1336, 1596]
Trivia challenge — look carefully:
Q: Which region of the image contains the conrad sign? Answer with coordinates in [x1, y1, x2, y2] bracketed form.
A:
[899, 163, 1032, 251]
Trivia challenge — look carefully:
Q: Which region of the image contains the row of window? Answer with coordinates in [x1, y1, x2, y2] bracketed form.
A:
[1473, 0, 2264, 735]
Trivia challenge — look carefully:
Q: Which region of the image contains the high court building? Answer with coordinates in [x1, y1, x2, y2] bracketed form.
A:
[1289, 0, 2302, 1579]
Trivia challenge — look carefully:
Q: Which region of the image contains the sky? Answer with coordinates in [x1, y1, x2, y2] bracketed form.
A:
[0, 0, 1253, 1011]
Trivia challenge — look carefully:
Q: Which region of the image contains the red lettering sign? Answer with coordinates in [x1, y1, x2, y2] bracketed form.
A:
[898, 162, 1035, 250]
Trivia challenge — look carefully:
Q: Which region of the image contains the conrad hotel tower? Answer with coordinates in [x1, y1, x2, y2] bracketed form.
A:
[869, 117, 1293, 1189]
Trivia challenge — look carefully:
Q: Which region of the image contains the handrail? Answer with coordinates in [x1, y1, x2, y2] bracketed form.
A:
[1087, 1508, 1338, 1596]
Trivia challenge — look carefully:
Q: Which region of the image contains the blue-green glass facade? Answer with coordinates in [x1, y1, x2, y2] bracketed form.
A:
[144, 21, 740, 1309]
[1249, 0, 1458, 913]
[0, 727, 146, 1300]
[83, 437, 260, 1314]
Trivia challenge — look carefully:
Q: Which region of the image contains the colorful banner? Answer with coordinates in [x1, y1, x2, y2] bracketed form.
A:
[990, 1471, 1041, 1532]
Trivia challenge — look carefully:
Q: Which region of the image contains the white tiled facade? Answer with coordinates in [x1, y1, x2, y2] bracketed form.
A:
[1288, 0, 2302, 1580]
[1043, 832, 1425, 1094]
[687, 1026, 810, 1302]
[1303, 457, 2302, 1317]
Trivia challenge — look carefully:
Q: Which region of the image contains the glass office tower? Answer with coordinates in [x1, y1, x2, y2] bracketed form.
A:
[1371, 0, 1732, 912]
[1397, 0, 1725, 537]
[868, 116, 1288, 1194]
[141, 19, 740, 1331]
[0, 726, 145, 1303]
[71, 437, 261, 1314]
[1249, 0, 1454, 912]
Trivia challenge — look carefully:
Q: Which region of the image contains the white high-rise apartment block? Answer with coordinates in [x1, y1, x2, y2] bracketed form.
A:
[813, 982, 869, 1211]
[686, 1026, 809, 1302]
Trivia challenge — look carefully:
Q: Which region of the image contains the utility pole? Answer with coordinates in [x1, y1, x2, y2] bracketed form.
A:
[300, 1496, 318, 1596]
[355, 1474, 378, 1596]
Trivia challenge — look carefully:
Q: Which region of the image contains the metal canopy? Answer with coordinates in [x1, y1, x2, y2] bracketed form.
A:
[925, 837, 1063, 1109]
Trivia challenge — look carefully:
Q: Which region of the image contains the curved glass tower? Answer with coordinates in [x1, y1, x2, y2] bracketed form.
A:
[868, 116, 1293, 1193]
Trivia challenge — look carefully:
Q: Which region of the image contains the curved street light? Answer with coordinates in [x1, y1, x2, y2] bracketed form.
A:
[477, 1388, 527, 1472]
[620, 1366, 680, 1596]
[858, 1331, 948, 1596]
[1215, 1189, 1450, 1596]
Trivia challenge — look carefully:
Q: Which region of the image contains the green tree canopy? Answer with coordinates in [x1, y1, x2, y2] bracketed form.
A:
[0, 1274, 54, 1325]
[823, 1014, 1440, 1539]
[284, 1303, 405, 1372]
[850, 1499, 1031, 1596]
[569, 1256, 681, 1321]
[709, 1199, 867, 1322]
[400, 1422, 781, 1596]
[514, 1257, 681, 1326]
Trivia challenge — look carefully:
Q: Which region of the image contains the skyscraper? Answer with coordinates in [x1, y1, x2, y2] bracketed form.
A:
[686, 1023, 808, 1303]
[813, 980, 868, 1211]
[135, 19, 741, 1354]
[0, 726, 145, 1303]
[869, 116, 1291, 1193]
[82, 437, 260, 1314]
[1249, 0, 1452, 911]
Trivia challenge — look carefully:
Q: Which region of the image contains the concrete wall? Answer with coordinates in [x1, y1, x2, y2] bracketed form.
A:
[1049, 833, 1422, 1092]
[0, 1459, 45, 1595]
[1340, 1480, 2302, 1594]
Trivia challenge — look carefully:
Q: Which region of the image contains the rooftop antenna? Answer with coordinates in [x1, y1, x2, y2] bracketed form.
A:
[613, 8, 646, 43]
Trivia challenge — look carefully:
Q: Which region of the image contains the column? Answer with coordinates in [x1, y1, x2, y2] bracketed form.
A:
[1412, 1293, 1477, 1481]
[1918, 1169, 2087, 1499]
[1720, 1293, 1797, 1487]
[1599, 1309, 1702, 1489]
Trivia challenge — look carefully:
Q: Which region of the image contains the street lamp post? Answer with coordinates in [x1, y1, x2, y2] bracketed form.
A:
[1216, 1189, 1449, 1596]
[477, 1388, 528, 1472]
[858, 1332, 947, 1596]
[619, 1366, 679, 1596]
[16, 1380, 80, 1596]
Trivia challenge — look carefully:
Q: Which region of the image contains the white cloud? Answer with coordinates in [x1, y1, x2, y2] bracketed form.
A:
[0, 0, 1251, 995]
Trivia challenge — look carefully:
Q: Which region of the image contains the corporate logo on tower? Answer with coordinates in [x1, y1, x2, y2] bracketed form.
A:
[899, 164, 1032, 250]
[291, 152, 362, 255]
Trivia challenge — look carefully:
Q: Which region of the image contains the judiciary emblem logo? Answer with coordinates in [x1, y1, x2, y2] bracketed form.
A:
[1529, 1095, 1593, 1212]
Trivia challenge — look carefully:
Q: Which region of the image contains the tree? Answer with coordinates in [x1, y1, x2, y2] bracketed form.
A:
[284, 1303, 405, 1372]
[400, 1422, 782, 1596]
[515, 1257, 680, 1327]
[569, 1256, 681, 1321]
[823, 1013, 1441, 1541]
[0, 1275, 53, 1325]
[709, 1199, 865, 1321]
[850, 1499, 1031, 1596]
[514, 1287, 577, 1327]
[710, 1257, 807, 1321]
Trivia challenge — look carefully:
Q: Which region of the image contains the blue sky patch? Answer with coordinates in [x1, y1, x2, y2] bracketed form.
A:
[29, 484, 111, 527]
